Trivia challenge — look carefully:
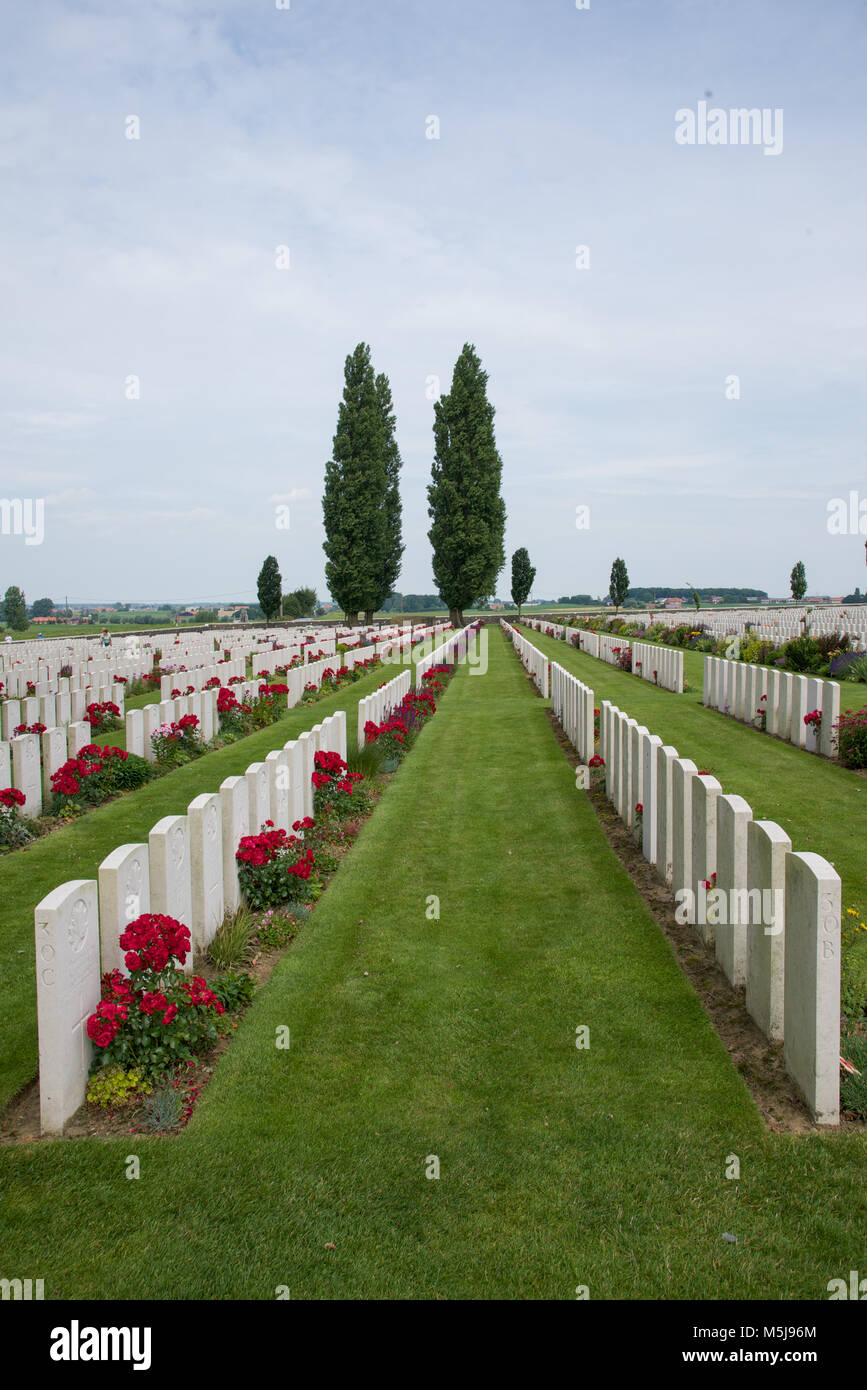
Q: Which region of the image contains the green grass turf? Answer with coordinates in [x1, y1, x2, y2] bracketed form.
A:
[521, 625, 867, 930]
[0, 663, 391, 1108]
[0, 628, 864, 1299]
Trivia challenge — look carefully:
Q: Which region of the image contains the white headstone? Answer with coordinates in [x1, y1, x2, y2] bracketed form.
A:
[246, 761, 271, 833]
[284, 740, 306, 827]
[220, 776, 250, 914]
[98, 843, 150, 976]
[41, 726, 68, 802]
[691, 774, 722, 943]
[126, 708, 145, 759]
[745, 819, 790, 1042]
[188, 792, 224, 953]
[783, 852, 841, 1124]
[266, 748, 291, 833]
[148, 814, 193, 974]
[713, 794, 753, 986]
[35, 879, 100, 1134]
[12, 733, 42, 817]
[67, 721, 91, 756]
[671, 758, 698, 903]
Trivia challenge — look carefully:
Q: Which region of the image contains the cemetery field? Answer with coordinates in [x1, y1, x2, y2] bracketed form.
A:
[525, 627, 867, 945]
[0, 627, 865, 1300]
[0, 662, 390, 1111]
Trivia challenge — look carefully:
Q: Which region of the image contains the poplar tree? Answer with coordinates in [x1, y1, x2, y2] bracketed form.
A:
[609, 558, 629, 615]
[790, 560, 807, 602]
[371, 371, 404, 621]
[322, 344, 387, 625]
[256, 556, 282, 620]
[427, 344, 506, 627]
[510, 547, 535, 617]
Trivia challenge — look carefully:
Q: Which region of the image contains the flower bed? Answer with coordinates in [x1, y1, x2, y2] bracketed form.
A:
[50, 744, 153, 810]
[0, 787, 32, 849]
[85, 914, 225, 1103]
[151, 715, 204, 768]
[834, 709, 867, 769]
[85, 701, 122, 735]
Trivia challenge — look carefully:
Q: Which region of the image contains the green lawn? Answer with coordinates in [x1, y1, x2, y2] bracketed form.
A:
[0, 664, 389, 1109]
[522, 625, 867, 928]
[0, 628, 864, 1300]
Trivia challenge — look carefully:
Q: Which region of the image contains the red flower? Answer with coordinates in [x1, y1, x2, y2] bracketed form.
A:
[161, 1003, 178, 1025]
[139, 991, 168, 1015]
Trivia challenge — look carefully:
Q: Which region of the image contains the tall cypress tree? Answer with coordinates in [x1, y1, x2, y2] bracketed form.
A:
[510, 547, 536, 617]
[427, 343, 506, 627]
[257, 556, 282, 620]
[371, 371, 404, 621]
[322, 344, 387, 625]
[609, 557, 629, 615]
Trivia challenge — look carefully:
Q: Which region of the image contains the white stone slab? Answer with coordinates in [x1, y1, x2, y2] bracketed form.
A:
[12, 733, 42, 817]
[188, 792, 224, 953]
[148, 814, 193, 974]
[98, 843, 150, 976]
[745, 819, 790, 1041]
[713, 794, 753, 986]
[35, 879, 100, 1134]
[783, 851, 840, 1123]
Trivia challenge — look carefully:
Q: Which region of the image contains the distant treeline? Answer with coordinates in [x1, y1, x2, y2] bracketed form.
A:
[380, 593, 448, 612]
[625, 587, 769, 603]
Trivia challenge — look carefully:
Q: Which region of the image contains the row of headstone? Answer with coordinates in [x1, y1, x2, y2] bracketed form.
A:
[0, 661, 149, 700]
[2, 684, 126, 739]
[357, 671, 412, 751]
[704, 656, 840, 759]
[550, 662, 595, 762]
[159, 658, 244, 699]
[631, 642, 684, 693]
[501, 622, 549, 697]
[598, 700, 841, 1124]
[34, 708, 348, 1134]
[414, 623, 472, 689]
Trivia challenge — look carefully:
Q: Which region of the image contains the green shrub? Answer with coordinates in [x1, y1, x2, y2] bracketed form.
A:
[780, 634, 824, 673]
[86, 1065, 152, 1109]
[347, 740, 387, 779]
[142, 1081, 184, 1131]
[256, 908, 306, 950]
[210, 971, 256, 1012]
[208, 907, 258, 970]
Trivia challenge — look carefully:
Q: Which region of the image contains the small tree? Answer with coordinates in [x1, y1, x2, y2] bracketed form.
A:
[283, 587, 317, 619]
[511, 547, 536, 617]
[30, 596, 55, 619]
[790, 560, 807, 602]
[257, 556, 283, 621]
[4, 586, 27, 632]
[609, 558, 629, 616]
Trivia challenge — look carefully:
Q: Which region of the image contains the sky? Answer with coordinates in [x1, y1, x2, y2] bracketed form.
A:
[1, 0, 866, 605]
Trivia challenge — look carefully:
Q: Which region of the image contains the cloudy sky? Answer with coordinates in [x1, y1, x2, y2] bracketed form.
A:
[2, 0, 865, 605]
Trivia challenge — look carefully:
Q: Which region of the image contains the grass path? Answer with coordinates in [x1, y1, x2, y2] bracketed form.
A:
[0, 628, 864, 1299]
[0, 665, 387, 1108]
[522, 626, 867, 929]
